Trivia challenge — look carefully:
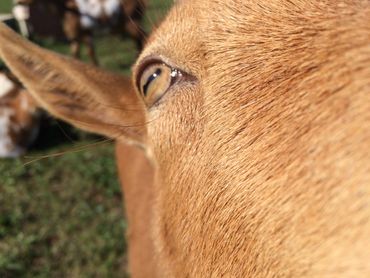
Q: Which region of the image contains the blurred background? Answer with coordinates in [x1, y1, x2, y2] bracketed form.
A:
[0, 0, 170, 276]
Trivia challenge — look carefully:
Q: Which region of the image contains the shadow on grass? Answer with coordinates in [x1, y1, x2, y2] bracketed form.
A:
[32, 115, 102, 152]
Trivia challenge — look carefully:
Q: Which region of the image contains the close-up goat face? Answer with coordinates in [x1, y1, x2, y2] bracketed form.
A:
[0, 0, 369, 276]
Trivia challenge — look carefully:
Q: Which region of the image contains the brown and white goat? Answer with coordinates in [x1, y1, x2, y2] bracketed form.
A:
[13, 0, 146, 65]
[0, 70, 39, 158]
[0, 0, 370, 276]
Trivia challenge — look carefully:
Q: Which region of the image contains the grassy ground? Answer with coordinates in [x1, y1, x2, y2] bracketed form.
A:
[0, 0, 171, 276]
[0, 1, 11, 13]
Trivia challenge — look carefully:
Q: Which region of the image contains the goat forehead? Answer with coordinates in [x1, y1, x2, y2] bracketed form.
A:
[142, 0, 369, 116]
[143, 0, 369, 160]
[137, 0, 205, 76]
[139, 0, 269, 86]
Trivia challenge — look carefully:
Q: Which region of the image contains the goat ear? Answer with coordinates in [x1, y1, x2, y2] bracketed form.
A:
[0, 23, 146, 143]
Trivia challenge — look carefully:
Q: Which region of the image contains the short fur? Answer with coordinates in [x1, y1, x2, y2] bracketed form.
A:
[0, 0, 369, 276]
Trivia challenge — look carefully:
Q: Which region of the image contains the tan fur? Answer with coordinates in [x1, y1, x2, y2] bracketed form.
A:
[115, 142, 157, 277]
[1, 0, 370, 276]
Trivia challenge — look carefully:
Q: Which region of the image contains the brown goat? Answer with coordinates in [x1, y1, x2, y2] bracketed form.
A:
[1, 0, 370, 276]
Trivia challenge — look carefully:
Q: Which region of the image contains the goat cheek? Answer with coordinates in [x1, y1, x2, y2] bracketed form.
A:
[148, 85, 203, 165]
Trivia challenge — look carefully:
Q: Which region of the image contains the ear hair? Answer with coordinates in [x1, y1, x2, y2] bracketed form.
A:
[0, 23, 147, 143]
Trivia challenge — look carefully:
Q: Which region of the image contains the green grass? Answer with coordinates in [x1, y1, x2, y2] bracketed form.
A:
[0, 144, 126, 277]
[0, 1, 12, 13]
[0, 0, 172, 276]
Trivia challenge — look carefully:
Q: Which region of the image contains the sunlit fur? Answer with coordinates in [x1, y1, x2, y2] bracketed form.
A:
[138, 1, 370, 276]
[0, 0, 370, 276]
[115, 143, 157, 277]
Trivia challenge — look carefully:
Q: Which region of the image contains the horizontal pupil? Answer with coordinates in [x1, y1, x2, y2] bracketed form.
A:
[143, 68, 162, 96]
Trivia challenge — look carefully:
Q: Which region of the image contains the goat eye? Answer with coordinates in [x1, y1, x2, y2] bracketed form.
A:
[139, 63, 182, 106]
